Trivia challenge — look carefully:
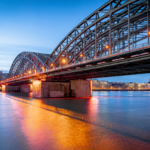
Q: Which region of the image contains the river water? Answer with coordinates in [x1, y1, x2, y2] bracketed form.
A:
[0, 91, 150, 150]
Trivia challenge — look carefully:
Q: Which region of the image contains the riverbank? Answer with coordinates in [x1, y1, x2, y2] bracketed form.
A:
[92, 89, 150, 91]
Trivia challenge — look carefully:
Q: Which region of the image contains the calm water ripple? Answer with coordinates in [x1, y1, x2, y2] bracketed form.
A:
[0, 91, 150, 150]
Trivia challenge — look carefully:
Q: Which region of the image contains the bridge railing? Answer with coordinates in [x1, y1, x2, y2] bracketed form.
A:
[36, 41, 150, 71]
[51, 41, 150, 70]
[114, 41, 150, 54]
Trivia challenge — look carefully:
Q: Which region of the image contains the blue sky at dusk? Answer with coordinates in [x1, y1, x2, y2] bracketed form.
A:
[0, 0, 150, 83]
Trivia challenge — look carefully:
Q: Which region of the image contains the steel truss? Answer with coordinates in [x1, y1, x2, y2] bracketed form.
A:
[45, 0, 150, 69]
[8, 0, 150, 78]
[8, 52, 49, 78]
[0, 73, 7, 81]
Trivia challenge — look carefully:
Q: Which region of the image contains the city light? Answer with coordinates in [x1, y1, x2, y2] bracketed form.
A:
[28, 70, 31, 74]
[50, 64, 54, 67]
[80, 54, 83, 57]
[41, 67, 45, 72]
[148, 31, 150, 36]
[105, 45, 109, 49]
[33, 80, 41, 86]
[2, 85, 6, 92]
[62, 58, 66, 64]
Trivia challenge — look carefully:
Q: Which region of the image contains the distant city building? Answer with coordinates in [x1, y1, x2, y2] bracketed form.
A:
[92, 80, 150, 90]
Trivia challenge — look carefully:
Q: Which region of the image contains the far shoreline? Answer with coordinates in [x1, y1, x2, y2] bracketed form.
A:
[92, 89, 150, 91]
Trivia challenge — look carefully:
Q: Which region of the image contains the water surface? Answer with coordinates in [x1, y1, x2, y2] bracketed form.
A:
[0, 91, 150, 150]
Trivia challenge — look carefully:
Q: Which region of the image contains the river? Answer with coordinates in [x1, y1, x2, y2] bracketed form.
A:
[0, 91, 150, 150]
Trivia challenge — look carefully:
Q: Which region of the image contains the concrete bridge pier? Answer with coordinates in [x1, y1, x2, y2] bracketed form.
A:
[1, 84, 31, 93]
[1, 85, 20, 92]
[70, 80, 92, 97]
[32, 80, 70, 98]
[2, 85, 6, 92]
[32, 80, 92, 98]
[1, 80, 92, 98]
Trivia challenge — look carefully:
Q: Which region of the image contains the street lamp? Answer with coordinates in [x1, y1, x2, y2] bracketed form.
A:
[148, 31, 150, 36]
[80, 54, 83, 57]
[62, 58, 66, 64]
[105, 45, 109, 49]
[41, 67, 45, 72]
[28, 70, 31, 74]
[50, 64, 54, 67]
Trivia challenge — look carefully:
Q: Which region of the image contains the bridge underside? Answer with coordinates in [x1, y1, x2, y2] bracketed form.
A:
[48, 59, 150, 80]
[2, 80, 92, 98]
[41, 46, 150, 81]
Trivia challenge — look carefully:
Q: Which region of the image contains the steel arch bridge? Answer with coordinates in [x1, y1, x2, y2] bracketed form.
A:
[8, 52, 50, 78]
[0, 73, 8, 81]
[5, 0, 150, 80]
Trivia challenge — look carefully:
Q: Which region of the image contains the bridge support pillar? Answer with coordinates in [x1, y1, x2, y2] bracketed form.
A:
[32, 80, 70, 98]
[1, 85, 20, 93]
[49, 82, 70, 98]
[1, 84, 31, 93]
[2, 85, 6, 92]
[32, 80, 42, 98]
[71, 80, 92, 97]
[20, 84, 31, 93]
[32, 80, 92, 98]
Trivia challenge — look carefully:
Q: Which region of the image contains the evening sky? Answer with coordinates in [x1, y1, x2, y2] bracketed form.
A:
[0, 0, 149, 83]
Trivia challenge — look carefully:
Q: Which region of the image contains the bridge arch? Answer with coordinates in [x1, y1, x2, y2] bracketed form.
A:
[9, 52, 50, 78]
[45, 0, 150, 68]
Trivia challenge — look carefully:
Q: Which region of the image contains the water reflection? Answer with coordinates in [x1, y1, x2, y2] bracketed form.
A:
[1, 91, 150, 149]
[88, 97, 99, 122]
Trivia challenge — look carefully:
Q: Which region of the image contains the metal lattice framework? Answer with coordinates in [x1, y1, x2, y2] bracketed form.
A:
[45, 0, 150, 68]
[8, 0, 150, 78]
[0, 73, 8, 81]
[8, 52, 50, 78]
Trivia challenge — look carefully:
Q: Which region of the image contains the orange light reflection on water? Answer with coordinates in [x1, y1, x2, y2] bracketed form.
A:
[88, 97, 99, 121]
[9, 98, 95, 149]
[5, 95, 150, 149]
